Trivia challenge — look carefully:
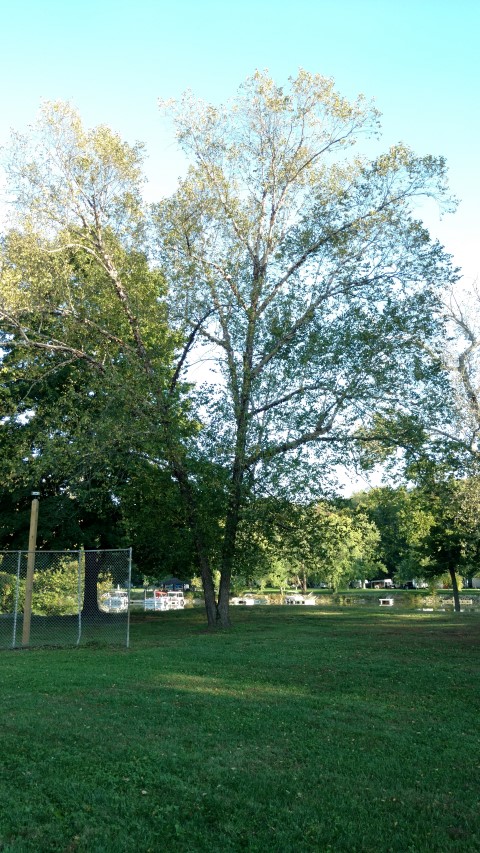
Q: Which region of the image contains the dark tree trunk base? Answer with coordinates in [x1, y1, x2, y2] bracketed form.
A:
[82, 551, 101, 618]
[449, 567, 461, 613]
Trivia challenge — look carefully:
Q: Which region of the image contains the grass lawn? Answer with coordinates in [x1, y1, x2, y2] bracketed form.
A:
[0, 608, 479, 852]
[0, 613, 130, 651]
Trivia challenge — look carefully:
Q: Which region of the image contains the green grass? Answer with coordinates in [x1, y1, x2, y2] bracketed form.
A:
[0, 608, 479, 852]
[0, 613, 130, 650]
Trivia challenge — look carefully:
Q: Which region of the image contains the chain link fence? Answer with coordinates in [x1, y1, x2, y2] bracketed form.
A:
[0, 549, 132, 649]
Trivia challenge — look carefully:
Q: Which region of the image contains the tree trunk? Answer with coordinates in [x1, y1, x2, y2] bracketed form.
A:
[82, 551, 101, 618]
[197, 548, 218, 628]
[215, 273, 260, 629]
[217, 569, 232, 628]
[217, 465, 244, 628]
[449, 566, 461, 613]
[216, 514, 236, 628]
[168, 450, 219, 627]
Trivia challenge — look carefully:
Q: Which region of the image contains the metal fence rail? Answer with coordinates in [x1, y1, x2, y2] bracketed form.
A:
[0, 549, 132, 649]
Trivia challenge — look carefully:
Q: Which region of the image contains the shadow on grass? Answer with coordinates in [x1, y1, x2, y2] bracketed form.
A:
[1, 608, 479, 851]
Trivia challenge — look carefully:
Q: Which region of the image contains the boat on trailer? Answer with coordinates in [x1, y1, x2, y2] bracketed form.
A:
[144, 589, 185, 611]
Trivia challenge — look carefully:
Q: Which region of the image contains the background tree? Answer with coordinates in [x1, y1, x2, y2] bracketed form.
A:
[351, 486, 435, 582]
[0, 343, 220, 611]
[414, 474, 480, 611]
[377, 280, 480, 473]
[0, 104, 208, 614]
[436, 281, 480, 466]
[0, 102, 235, 625]
[0, 354, 133, 615]
[352, 477, 480, 608]
[268, 501, 382, 591]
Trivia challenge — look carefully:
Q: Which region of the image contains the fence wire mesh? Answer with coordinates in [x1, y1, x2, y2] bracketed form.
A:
[0, 549, 132, 649]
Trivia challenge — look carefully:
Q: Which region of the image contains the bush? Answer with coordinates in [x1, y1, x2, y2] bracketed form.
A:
[0, 571, 17, 612]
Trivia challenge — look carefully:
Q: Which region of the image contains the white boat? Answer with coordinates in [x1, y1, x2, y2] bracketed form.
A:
[284, 595, 316, 606]
[100, 588, 129, 613]
[144, 590, 185, 611]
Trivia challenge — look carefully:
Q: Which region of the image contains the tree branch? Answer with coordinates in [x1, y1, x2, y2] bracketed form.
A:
[170, 308, 216, 391]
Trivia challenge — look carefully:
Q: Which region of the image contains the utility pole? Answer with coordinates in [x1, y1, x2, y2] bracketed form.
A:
[22, 492, 40, 646]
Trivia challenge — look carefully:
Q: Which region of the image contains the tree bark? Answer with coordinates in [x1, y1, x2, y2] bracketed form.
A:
[82, 551, 101, 618]
[197, 543, 218, 628]
[214, 260, 262, 628]
[167, 450, 220, 627]
[449, 566, 461, 613]
[216, 501, 240, 628]
[217, 457, 246, 628]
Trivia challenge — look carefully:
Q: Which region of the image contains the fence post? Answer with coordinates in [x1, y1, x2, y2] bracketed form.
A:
[126, 547, 133, 649]
[76, 548, 83, 646]
[22, 493, 40, 646]
[12, 551, 22, 648]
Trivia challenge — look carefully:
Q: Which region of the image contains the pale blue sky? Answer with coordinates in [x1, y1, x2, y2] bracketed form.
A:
[1, 0, 479, 281]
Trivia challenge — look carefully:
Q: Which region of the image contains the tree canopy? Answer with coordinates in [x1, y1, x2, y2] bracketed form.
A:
[0, 72, 459, 626]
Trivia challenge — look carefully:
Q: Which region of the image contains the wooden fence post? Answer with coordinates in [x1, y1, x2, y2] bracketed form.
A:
[22, 492, 40, 646]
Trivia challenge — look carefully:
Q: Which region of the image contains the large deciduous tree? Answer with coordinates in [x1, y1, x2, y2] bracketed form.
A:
[0, 103, 201, 614]
[1, 74, 457, 627]
[154, 70, 455, 625]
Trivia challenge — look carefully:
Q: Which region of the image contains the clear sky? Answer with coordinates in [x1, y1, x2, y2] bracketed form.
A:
[1, 0, 479, 283]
